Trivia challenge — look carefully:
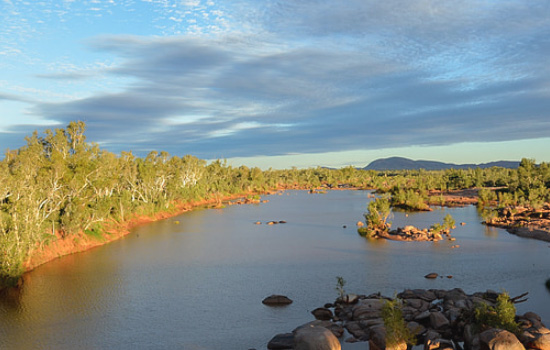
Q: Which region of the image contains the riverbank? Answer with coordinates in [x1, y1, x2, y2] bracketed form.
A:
[17, 185, 362, 287]
[20, 191, 275, 279]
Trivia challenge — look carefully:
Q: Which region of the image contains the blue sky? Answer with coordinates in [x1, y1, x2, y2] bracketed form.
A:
[1, 0, 550, 169]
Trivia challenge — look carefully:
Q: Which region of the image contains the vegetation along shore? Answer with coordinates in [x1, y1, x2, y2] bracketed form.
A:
[1, 121, 549, 291]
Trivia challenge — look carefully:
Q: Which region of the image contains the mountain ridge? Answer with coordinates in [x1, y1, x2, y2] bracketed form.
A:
[363, 157, 519, 171]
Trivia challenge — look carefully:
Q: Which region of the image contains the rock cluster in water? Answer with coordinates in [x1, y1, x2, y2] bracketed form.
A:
[365, 225, 455, 242]
[267, 288, 550, 350]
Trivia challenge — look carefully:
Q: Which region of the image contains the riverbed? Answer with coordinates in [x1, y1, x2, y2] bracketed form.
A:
[0, 190, 549, 349]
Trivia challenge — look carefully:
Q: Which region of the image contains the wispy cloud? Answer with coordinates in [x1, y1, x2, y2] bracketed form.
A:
[1, 0, 550, 162]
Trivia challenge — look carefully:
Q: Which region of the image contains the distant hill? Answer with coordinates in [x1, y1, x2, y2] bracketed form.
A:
[363, 157, 519, 171]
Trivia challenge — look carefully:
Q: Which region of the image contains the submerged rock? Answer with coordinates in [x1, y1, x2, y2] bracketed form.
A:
[262, 295, 293, 306]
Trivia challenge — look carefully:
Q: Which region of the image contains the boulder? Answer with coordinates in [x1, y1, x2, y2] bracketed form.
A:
[343, 321, 367, 339]
[263, 295, 293, 306]
[425, 273, 439, 279]
[293, 324, 341, 350]
[430, 311, 450, 330]
[528, 332, 550, 350]
[479, 329, 525, 350]
[312, 307, 333, 321]
[352, 298, 384, 320]
[294, 320, 344, 338]
[268, 333, 294, 350]
[368, 324, 387, 350]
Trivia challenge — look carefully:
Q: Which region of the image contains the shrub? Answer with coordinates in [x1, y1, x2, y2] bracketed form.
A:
[382, 298, 415, 347]
[474, 292, 520, 335]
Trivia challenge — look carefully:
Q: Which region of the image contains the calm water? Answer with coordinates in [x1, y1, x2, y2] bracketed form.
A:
[1, 190, 549, 349]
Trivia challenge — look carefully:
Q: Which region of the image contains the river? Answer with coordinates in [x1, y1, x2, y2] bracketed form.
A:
[0, 190, 549, 349]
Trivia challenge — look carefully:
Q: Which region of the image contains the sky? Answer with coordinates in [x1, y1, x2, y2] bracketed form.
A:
[1, 0, 550, 169]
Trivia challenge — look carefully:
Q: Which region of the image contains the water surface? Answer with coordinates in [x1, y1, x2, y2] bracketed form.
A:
[1, 190, 549, 349]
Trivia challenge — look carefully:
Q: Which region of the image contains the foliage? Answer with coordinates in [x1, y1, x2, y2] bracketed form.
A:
[474, 292, 520, 335]
[364, 196, 391, 233]
[443, 213, 456, 230]
[335, 276, 346, 300]
[382, 298, 416, 347]
[430, 213, 455, 234]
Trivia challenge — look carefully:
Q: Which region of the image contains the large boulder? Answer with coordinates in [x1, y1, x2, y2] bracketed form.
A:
[267, 333, 294, 350]
[293, 324, 341, 350]
[479, 329, 525, 350]
[262, 295, 293, 306]
[294, 320, 344, 338]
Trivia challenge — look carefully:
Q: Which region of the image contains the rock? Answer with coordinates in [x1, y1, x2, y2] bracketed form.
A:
[425, 273, 439, 279]
[368, 324, 387, 350]
[407, 321, 426, 337]
[262, 295, 293, 306]
[398, 289, 437, 302]
[405, 298, 429, 312]
[268, 333, 294, 349]
[342, 293, 359, 304]
[444, 288, 467, 303]
[293, 324, 341, 350]
[425, 338, 455, 350]
[344, 321, 366, 339]
[415, 310, 431, 321]
[524, 312, 544, 327]
[294, 320, 344, 338]
[312, 307, 333, 321]
[528, 332, 550, 350]
[430, 311, 450, 330]
[345, 337, 360, 343]
[254, 221, 261, 225]
[479, 329, 525, 350]
[352, 298, 384, 320]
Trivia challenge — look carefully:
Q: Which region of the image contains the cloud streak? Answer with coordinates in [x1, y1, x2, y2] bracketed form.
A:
[2, 0, 550, 163]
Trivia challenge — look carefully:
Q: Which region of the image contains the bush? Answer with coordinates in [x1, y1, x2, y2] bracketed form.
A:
[382, 298, 415, 347]
[474, 292, 520, 335]
[364, 197, 391, 231]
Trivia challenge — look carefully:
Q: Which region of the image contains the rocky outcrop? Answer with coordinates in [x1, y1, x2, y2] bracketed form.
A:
[268, 289, 547, 350]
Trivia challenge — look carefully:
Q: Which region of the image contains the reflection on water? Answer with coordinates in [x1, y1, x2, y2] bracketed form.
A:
[484, 225, 501, 238]
[0, 190, 549, 349]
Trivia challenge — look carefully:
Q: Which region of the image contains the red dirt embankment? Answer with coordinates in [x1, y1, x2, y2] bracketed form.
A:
[23, 192, 272, 273]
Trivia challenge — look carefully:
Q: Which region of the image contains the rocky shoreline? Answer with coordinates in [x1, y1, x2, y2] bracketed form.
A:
[267, 288, 549, 350]
[485, 206, 550, 243]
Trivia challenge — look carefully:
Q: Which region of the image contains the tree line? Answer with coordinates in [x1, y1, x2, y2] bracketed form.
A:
[1, 121, 548, 288]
